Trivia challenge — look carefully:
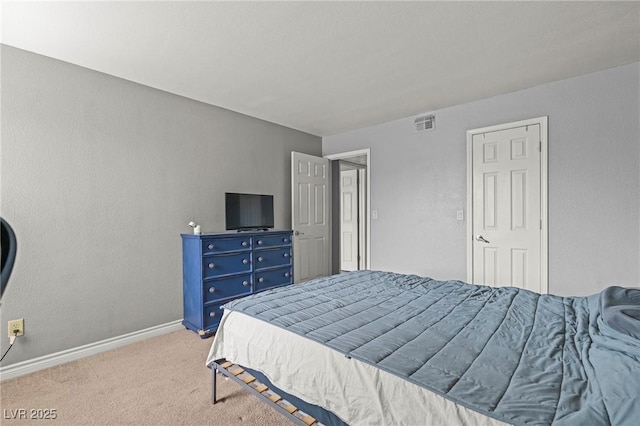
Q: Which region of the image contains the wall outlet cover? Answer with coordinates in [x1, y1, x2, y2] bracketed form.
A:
[8, 319, 24, 337]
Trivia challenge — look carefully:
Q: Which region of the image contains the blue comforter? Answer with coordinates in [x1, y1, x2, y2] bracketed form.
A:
[223, 271, 640, 425]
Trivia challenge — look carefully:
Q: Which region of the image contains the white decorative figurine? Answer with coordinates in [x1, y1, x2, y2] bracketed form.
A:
[188, 221, 201, 235]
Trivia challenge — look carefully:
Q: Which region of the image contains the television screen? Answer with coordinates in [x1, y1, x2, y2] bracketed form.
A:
[225, 193, 275, 231]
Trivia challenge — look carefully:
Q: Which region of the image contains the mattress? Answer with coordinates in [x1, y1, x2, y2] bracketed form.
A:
[208, 309, 505, 425]
[207, 270, 640, 425]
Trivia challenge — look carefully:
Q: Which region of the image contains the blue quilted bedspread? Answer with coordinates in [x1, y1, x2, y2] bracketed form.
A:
[223, 270, 640, 425]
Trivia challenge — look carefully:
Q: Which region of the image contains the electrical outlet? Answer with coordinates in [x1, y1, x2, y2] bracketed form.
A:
[8, 319, 24, 338]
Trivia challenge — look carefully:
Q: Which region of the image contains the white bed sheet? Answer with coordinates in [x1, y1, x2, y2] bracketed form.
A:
[207, 310, 509, 426]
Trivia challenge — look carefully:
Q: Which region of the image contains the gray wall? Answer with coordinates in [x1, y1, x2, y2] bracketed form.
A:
[0, 46, 321, 365]
[323, 62, 640, 297]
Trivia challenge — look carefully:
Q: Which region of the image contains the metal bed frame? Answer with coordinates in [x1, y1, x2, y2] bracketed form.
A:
[210, 358, 323, 426]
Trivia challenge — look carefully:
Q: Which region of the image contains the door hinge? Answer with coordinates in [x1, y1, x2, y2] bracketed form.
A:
[540, 220, 542, 230]
[538, 141, 541, 152]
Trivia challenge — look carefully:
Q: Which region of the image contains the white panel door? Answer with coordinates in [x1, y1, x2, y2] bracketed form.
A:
[291, 152, 330, 283]
[471, 124, 542, 292]
[340, 169, 359, 271]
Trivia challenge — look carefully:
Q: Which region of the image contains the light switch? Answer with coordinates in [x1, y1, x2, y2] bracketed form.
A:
[372, 210, 379, 220]
[456, 210, 464, 221]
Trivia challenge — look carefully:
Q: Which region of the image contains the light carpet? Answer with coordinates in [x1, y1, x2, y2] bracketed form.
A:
[0, 329, 293, 425]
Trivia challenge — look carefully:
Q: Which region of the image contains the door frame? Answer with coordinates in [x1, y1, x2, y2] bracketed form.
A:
[466, 117, 548, 293]
[325, 149, 371, 270]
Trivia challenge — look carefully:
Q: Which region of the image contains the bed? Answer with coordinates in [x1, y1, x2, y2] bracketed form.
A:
[206, 270, 640, 425]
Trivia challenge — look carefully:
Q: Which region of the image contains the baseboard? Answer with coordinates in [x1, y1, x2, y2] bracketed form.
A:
[0, 320, 184, 381]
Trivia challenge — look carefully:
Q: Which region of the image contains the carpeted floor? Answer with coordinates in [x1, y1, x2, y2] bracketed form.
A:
[0, 329, 293, 425]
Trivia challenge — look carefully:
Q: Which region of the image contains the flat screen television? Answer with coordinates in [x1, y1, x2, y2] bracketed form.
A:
[225, 193, 274, 231]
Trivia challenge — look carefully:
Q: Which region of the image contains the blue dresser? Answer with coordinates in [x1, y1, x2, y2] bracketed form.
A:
[181, 230, 293, 337]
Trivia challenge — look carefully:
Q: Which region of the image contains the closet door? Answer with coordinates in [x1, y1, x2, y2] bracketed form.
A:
[468, 118, 547, 294]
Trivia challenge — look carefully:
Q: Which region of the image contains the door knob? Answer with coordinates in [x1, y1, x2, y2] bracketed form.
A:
[475, 235, 490, 243]
[294, 230, 305, 236]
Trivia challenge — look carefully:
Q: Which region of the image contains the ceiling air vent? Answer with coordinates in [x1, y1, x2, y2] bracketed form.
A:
[414, 114, 435, 132]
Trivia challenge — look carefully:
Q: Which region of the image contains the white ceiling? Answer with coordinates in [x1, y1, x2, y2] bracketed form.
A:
[2, 1, 639, 136]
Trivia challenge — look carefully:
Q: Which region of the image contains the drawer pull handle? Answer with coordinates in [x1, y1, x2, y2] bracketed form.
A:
[208, 244, 215, 250]
[208, 263, 215, 269]
[209, 312, 216, 318]
[257, 240, 263, 245]
[284, 272, 290, 278]
[283, 253, 289, 258]
[283, 238, 289, 243]
[242, 259, 249, 265]
[258, 277, 265, 283]
[257, 256, 264, 262]
[209, 287, 216, 294]
[242, 280, 250, 287]
[242, 241, 248, 247]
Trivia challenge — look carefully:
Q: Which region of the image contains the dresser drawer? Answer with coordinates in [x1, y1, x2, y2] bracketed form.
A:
[253, 247, 292, 270]
[254, 233, 292, 249]
[204, 274, 252, 303]
[255, 266, 292, 292]
[203, 302, 225, 329]
[202, 237, 251, 254]
[203, 252, 251, 279]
